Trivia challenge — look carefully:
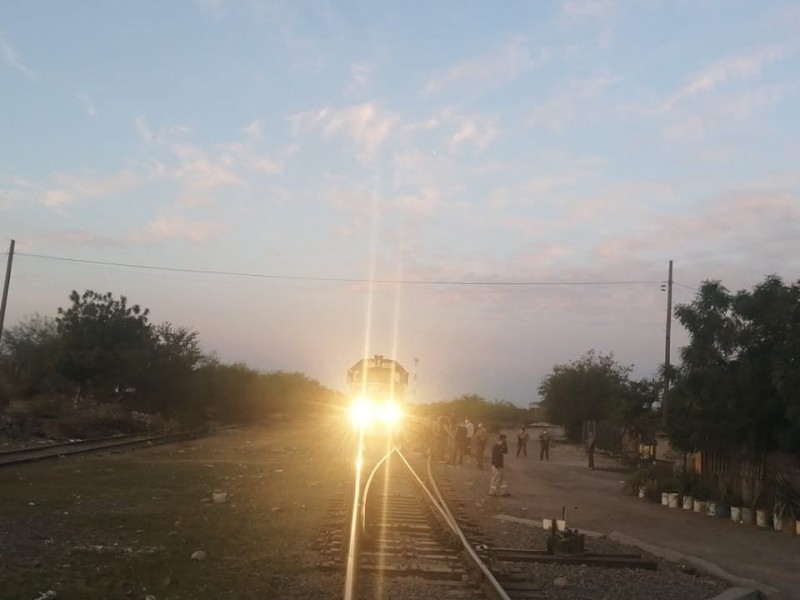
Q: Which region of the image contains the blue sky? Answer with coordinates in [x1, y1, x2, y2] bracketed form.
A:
[2, 0, 799, 406]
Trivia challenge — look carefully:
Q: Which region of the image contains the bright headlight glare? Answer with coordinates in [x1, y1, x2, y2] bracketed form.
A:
[350, 397, 376, 429]
[379, 402, 403, 426]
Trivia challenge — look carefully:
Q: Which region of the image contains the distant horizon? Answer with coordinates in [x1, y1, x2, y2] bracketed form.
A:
[6, 250, 790, 408]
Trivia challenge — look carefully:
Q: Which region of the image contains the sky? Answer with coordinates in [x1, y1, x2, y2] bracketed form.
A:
[1, 1, 799, 407]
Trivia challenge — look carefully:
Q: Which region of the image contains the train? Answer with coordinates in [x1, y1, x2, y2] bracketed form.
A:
[347, 355, 408, 429]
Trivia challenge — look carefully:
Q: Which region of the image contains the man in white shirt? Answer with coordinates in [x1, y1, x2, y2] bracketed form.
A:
[464, 419, 475, 457]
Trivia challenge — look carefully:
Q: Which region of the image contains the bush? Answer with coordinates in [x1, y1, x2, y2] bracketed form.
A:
[642, 479, 662, 502]
[674, 467, 699, 494]
[58, 403, 148, 439]
[623, 464, 659, 495]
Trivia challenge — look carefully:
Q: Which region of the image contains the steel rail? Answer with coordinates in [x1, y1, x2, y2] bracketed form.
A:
[343, 431, 366, 600]
[393, 448, 512, 600]
[0, 429, 214, 468]
[359, 445, 398, 535]
[0, 432, 149, 458]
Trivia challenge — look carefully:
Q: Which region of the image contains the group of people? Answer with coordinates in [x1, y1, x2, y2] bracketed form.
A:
[430, 414, 490, 468]
[429, 417, 598, 497]
[514, 425, 551, 460]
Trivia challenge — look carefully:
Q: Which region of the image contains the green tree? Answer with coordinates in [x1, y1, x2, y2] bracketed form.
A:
[56, 290, 153, 397]
[614, 376, 661, 445]
[538, 350, 632, 441]
[0, 314, 63, 397]
[134, 322, 208, 414]
[666, 276, 800, 455]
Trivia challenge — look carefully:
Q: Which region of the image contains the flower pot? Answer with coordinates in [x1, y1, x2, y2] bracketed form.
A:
[782, 517, 797, 536]
[773, 513, 783, 531]
[756, 509, 769, 528]
[796, 519, 800, 536]
[668, 493, 680, 508]
[638, 487, 646, 499]
[741, 507, 754, 524]
[661, 492, 669, 506]
[706, 501, 717, 516]
[693, 499, 706, 513]
[716, 504, 730, 518]
[682, 495, 693, 510]
[730, 506, 742, 523]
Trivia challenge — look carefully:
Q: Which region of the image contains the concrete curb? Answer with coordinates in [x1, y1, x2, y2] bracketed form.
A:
[706, 588, 760, 600]
[493, 514, 780, 599]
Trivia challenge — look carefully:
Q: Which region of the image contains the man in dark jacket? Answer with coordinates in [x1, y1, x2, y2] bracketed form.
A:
[489, 434, 509, 496]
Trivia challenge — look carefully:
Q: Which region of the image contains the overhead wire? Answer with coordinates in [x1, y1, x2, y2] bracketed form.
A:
[11, 251, 666, 287]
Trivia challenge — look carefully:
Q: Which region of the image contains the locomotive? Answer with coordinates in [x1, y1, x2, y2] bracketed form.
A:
[347, 354, 408, 429]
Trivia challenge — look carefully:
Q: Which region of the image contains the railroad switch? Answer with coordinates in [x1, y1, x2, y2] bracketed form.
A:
[546, 525, 585, 556]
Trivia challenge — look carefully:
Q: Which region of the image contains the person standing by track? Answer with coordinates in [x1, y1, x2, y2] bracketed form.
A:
[587, 431, 596, 470]
[489, 434, 509, 496]
[464, 419, 474, 457]
[516, 426, 529, 458]
[473, 423, 488, 469]
[539, 428, 551, 460]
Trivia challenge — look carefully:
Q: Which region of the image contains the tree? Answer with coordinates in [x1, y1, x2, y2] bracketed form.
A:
[415, 394, 527, 426]
[56, 290, 153, 397]
[133, 322, 208, 414]
[614, 376, 661, 447]
[665, 276, 800, 455]
[538, 350, 632, 441]
[0, 314, 63, 397]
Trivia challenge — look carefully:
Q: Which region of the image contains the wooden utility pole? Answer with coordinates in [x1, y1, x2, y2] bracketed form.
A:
[663, 259, 673, 395]
[0, 239, 15, 346]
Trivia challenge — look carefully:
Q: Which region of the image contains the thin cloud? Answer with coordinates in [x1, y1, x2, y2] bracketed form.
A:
[172, 144, 245, 197]
[346, 62, 372, 94]
[0, 32, 36, 78]
[661, 83, 795, 144]
[132, 214, 226, 243]
[448, 113, 499, 153]
[666, 46, 786, 108]
[290, 103, 398, 162]
[241, 120, 263, 140]
[42, 170, 145, 208]
[135, 115, 191, 145]
[405, 108, 501, 153]
[423, 38, 547, 95]
[395, 187, 440, 218]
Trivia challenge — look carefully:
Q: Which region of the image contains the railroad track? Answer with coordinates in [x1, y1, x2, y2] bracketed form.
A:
[331, 441, 670, 600]
[334, 442, 545, 600]
[0, 429, 214, 468]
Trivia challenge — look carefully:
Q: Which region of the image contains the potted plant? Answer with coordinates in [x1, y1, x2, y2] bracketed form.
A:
[773, 475, 800, 535]
[623, 464, 658, 500]
[641, 479, 661, 502]
[729, 491, 745, 523]
[692, 484, 710, 514]
[714, 483, 731, 519]
[675, 467, 698, 510]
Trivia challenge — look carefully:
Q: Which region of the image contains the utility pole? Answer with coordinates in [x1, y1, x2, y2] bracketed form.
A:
[0, 239, 15, 346]
[663, 259, 673, 396]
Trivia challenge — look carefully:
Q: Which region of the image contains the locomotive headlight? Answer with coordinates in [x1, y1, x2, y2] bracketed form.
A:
[379, 401, 403, 427]
[350, 396, 377, 429]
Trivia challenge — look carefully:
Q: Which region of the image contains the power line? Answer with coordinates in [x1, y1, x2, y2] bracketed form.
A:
[10, 251, 663, 287]
[673, 281, 699, 292]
